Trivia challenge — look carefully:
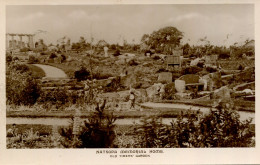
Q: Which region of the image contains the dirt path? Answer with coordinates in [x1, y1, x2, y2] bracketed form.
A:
[32, 64, 67, 78]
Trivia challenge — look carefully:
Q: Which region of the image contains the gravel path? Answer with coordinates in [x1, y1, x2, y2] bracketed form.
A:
[32, 64, 67, 78]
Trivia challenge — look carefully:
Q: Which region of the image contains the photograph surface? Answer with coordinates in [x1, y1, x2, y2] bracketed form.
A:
[6, 4, 255, 149]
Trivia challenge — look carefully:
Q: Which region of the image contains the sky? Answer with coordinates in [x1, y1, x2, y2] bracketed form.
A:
[6, 4, 254, 46]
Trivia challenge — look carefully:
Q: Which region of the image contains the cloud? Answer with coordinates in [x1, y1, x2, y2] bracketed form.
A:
[170, 13, 209, 22]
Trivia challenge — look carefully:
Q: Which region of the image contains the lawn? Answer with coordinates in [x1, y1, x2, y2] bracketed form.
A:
[26, 64, 46, 78]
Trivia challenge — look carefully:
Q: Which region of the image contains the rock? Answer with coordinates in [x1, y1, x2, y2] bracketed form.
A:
[115, 59, 126, 65]
[146, 83, 164, 101]
[190, 58, 200, 66]
[212, 86, 231, 100]
[201, 72, 222, 91]
[175, 80, 185, 93]
[158, 72, 172, 83]
[142, 62, 153, 67]
[120, 74, 139, 88]
[242, 89, 254, 95]
[199, 78, 207, 91]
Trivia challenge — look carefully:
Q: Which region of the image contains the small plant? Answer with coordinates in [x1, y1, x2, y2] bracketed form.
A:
[74, 67, 90, 81]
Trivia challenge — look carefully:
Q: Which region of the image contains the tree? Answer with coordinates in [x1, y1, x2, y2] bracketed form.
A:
[141, 26, 183, 54]
[183, 43, 191, 56]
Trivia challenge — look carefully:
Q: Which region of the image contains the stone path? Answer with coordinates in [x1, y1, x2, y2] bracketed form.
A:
[32, 64, 67, 78]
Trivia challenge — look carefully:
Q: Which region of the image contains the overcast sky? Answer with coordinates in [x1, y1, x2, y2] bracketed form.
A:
[6, 4, 254, 46]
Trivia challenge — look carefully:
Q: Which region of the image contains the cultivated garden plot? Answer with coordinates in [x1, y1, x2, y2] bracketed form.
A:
[6, 4, 255, 149]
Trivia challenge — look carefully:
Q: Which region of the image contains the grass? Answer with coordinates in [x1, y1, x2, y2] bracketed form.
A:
[6, 124, 52, 136]
[6, 107, 188, 119]
[26, 64, 45, 78]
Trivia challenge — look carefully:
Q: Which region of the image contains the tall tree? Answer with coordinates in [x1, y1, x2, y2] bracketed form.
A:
[141, 26, 183, 54]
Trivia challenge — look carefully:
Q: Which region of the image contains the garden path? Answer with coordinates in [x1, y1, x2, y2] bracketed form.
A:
[32, 64, 67, 78]
[141, 102, 255, 124]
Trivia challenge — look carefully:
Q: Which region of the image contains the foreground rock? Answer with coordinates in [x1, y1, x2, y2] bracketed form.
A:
[212, 86, 231, 100]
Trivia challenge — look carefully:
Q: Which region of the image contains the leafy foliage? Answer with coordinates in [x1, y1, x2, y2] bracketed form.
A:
[133, 100, 254, 148]
[6, 63, 41, 106]
[58, 99, 117, 148]
[74, 66, 91, 81]
[141, 26, 183, 54]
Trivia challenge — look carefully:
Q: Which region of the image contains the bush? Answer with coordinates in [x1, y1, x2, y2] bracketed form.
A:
[152, 55, 161, 60]
[206, 66, 218, 73]
[28, 55, 38, 64]
[74, 67, 91, 81]
[163, 82, 175, 100]
[133, 100, 255, 148]
[6, 55, 13, 64]
[6, 64, 41, 106]
[38, 87, 69, 106]
[113, 49, 121, 56]
[182, 66, 203, 75]
[219, 53, 230, 59]
[60, 54, 66, 62]
[13, 57, 19, 61]
[49, 53, 57, 59]
[59, 99, 117, 148]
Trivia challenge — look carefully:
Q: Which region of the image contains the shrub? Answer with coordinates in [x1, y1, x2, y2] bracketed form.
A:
[28, 55, 38, 64]
[206, 66, 218, 73]
[6, 55, 13, 64]
[49, 53, 57, 59]
[6, 65, 40, 106]
[163, 82, 175, 100]
[113, 49, 121, 56]
[219, 53, 230, 59]
[74, 67, 91, 81]
[182, 66, 203, 75]
[133, 100, 255, 148]
[152, 55, 161, 60]
[10, 63, 30, 73]
[59, 99, 117, 148]
[60, 54, 66, 62]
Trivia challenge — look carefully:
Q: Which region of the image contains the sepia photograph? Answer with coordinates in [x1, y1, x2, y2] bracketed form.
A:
[5, 3, 256, 151]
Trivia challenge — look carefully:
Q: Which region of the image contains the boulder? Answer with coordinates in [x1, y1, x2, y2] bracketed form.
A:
[175, 80, 185, 93]
[158, 72, 172, 83]
[115, 59, 126, 65]
[202, 72, 222, 91]
[146, 83, 164, 101]
[212, 86, 231, 100]
[120, 74, 139, 88]
[190, 58, 200, 66]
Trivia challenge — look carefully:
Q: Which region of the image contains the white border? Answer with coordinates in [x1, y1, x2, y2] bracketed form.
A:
[0, 0, 259, 164]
